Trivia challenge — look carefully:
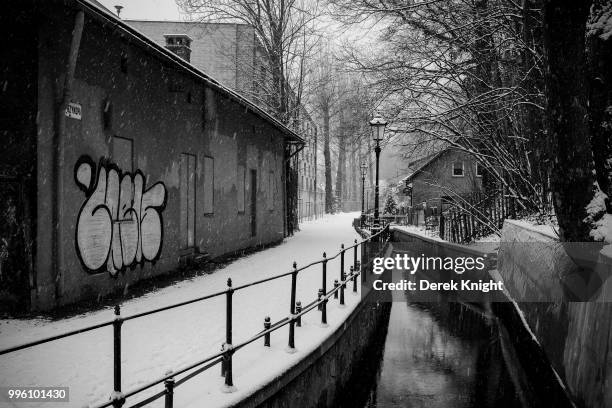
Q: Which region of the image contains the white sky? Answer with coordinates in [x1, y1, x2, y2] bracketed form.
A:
[98, 0, 182, 20]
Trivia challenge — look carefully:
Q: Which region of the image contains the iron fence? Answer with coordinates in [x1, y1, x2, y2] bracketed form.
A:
[0, 226, 391, 408]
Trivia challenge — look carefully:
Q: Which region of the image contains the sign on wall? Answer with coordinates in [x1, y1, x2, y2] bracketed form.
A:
[65, 102, 82, 120]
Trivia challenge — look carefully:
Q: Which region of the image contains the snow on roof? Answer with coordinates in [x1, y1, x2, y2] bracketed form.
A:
[73, 0, 304, 144]
[396, 149, 449, 186]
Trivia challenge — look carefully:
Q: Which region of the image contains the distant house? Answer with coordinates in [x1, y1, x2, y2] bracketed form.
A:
[399, 148, 483, 208]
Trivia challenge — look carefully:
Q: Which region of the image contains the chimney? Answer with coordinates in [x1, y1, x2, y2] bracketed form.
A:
[163, 34, 192, 63]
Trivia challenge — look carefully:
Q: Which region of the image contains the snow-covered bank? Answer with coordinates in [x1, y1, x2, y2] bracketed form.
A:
[0, 212, 362, 408]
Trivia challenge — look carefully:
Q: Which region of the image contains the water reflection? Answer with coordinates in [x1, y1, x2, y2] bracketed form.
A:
[341, 299, 522, 408]
[379, 302, 518, 407]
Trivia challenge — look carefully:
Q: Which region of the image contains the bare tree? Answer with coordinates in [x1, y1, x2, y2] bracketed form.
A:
[329, 0, 551, 213]
[177, 0, 320, 125]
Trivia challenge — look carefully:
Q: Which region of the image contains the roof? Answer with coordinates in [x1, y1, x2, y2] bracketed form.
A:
[70, 0, 304, 144]
[398, 148, 453, 185]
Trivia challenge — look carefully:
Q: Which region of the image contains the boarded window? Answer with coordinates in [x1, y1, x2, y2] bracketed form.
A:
[180, 153, 196, 248]
[203, 156, 214, 214]
[237, 165, 245, 213]
[452, 161, 464, 177]
[268, 171, 274, 210]
[112, 136, 133, 171]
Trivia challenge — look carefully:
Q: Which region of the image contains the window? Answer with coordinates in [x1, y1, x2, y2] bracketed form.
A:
[203, 156, 214, 214]
[452, 161, 464, 177]
[475, 162, 484, 177]
[268, 171, 275, 210]
[112, 136, 133, 171]
[180, 153, 196, 248]
[237, 165, 245, 213]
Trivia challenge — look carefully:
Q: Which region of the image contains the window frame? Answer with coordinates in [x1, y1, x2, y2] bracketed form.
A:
[203, 156, 214, 215]
[451, 161, 465, 177]
[475, 162, 484, 177]
[237, 164, 246, 214]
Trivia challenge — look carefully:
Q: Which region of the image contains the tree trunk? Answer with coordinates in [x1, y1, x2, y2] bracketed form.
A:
[587, 0, 612, 209]
[335, 129, 346, 210]
[543, 0, 596, 242]
[323, 106, 333, 213]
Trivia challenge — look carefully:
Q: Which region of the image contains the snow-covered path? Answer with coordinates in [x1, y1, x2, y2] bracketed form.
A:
[0, 212, 363, 408]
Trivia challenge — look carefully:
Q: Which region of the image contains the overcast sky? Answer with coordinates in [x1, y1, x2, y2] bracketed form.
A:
[98, 0, 182, 20]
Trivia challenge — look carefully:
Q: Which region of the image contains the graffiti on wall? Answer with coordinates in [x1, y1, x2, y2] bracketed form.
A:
[74, 156, 167, 275]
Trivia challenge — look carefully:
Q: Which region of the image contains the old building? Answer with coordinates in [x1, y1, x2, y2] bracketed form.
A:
[0, 0, 303, 312]
[126, 19, 264, 97]
[126, 18, 323, 225]
[399, 148, 483, 208]
[297, 113, 324, 221]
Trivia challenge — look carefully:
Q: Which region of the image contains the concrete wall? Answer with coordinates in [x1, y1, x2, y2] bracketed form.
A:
[411, 149, 482, 206]
[497, 219, 612, 408]
[32, 5, 287, 310]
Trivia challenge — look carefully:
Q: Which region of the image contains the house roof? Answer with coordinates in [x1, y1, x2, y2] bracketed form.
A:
[398, 148, 454, 186]
[69, 0, 304, 144]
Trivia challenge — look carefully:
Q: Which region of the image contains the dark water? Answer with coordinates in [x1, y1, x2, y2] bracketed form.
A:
[338, 265, 576, 408]
[353, 301, 521, 408]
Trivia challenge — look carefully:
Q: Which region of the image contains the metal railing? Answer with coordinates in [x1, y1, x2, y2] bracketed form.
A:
[0, 225, 391, 408]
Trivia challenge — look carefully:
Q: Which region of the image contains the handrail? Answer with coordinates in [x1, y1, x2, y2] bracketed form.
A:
[0, 224, 391, 408]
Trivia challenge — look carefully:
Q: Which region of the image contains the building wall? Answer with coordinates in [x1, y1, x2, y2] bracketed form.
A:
[32, 5, 286, 310]
[297, 114, 322, 221]
[0, 4, 38, 311]
[126, 20, 258, 95]
[411, 149, 483, 207]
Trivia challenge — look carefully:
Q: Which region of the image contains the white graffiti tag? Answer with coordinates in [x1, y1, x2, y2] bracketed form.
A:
[74, 157, 167, 275]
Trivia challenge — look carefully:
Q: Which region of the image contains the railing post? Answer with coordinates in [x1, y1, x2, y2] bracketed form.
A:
[164, 376, 175, 408]
[287, 262, 297, 353]
[222, 278, 235, 392]
[296, 301, 302, 327]
[264, 316, 271, 347]
[112, 305, 124, 408]
[340, 245, 345, 307]
[351, 265, 357, 293]
[353, 239, 357, 272]
[321, 252, 328, 326]
[319, 290, 328, 327]
[358, 258, 365, 284]
[334, 279, 339, 299]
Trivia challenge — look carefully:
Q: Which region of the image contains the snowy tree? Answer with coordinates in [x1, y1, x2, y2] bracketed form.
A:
[383, 194, 398, 215]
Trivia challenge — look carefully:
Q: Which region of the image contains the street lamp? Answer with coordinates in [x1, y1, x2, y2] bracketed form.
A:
[360, 162, 368, 225]
[369, 112, 387, 236]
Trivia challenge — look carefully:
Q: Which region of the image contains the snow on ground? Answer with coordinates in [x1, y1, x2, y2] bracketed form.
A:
[505, 219, 558, 239]
[0, 212, 362, 408]
[392, 225, 445, 242]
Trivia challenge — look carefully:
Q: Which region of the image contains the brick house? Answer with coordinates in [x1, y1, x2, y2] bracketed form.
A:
[0, 0, 303, 311]
[399, 148, 484, 209]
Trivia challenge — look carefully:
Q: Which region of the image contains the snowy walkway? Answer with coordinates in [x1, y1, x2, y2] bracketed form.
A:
[0, 212, 363, 408]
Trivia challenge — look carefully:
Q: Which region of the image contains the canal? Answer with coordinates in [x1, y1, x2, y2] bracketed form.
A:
[338, 265, 573, 408]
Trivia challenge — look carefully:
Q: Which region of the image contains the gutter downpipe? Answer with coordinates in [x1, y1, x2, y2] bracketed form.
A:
[53, 9, 85, 306]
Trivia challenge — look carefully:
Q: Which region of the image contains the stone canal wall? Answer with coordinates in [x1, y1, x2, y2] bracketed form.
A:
[391, 223, 612, 408]
[232, 244, 392, 408]
[497, 220, 612, 408]
[390, 226, 576, 407]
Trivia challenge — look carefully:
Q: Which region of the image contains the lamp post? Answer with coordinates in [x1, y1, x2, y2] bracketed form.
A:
[360, 162, 367, 226]
[369, 112, 387, 237]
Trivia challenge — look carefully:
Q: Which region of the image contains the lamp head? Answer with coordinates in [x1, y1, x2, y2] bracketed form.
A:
[369, 112, 387, 141]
